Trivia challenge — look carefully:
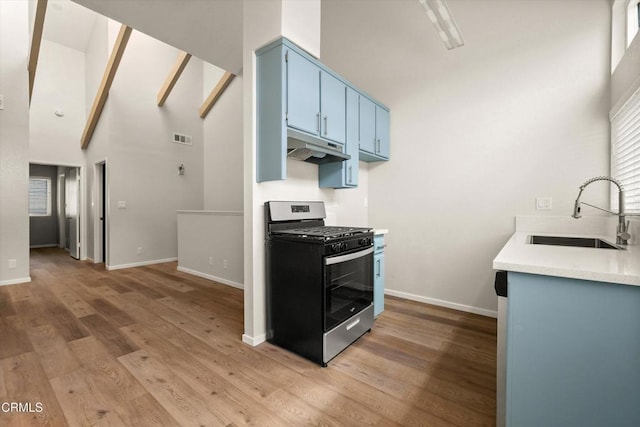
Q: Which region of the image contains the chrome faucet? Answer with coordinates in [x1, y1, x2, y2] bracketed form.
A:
[572, 176, 631, 245]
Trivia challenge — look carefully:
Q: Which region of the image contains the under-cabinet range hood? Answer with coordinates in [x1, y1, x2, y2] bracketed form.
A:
[286, 128, 350, 164]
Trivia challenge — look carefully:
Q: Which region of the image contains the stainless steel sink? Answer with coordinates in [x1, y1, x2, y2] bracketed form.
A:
[529, 235, 623, 250]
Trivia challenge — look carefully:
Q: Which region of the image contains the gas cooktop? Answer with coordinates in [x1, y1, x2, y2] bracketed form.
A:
[272, 226, 372, 241]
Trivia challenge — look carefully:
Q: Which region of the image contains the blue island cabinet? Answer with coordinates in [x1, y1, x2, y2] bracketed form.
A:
[506, 272, 640, 427]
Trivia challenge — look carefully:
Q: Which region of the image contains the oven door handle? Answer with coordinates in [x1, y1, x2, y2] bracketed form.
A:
[325, 247, 374, 265]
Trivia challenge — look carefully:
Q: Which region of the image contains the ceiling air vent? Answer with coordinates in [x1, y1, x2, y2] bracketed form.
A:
[172, 132, 192, 146]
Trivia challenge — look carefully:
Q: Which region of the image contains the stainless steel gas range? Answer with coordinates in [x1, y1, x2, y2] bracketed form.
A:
[265, 201, 374, 366]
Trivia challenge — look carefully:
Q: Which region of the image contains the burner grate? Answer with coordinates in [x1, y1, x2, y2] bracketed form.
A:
[272, 226, 371, 240]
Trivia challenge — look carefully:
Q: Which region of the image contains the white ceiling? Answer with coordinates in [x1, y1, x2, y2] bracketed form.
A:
[44, 0, 98, 52]
[71, 0, 243, 73]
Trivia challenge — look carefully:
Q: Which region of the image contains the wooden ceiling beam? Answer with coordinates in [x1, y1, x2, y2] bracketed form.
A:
[81, 24, 132, 149]
[28, 0, 48, 104]
[199, 71, 235, 119]
[157, 51, 192, 106]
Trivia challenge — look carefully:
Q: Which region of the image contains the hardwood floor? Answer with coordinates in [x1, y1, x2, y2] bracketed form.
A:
[0, 248, 496, 426]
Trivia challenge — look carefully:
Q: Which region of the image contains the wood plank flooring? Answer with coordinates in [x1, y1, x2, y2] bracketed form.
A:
[0, 247, 496, 426]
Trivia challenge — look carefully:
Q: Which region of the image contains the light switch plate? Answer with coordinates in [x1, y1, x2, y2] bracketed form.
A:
[117, 201, 126, 209]
[536, 197, 553, 210]
[0, 94, 4, 110]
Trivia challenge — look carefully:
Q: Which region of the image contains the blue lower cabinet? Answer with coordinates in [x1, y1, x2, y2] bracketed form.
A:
[506, 272, 640, 426]
[373, 235, 385, 317]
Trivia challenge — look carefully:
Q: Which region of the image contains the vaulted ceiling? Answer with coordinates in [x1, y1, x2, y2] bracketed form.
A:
[71, 0, 243, 73]
[45, 0, 97, 52]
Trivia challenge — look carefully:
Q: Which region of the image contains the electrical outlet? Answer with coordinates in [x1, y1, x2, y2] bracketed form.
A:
[8, 259, 16, 269]
[117, 201, 127, 209]
[136, 247, 143, 255]
[223, 259, 228, 269]
[208, 256, 213, 265]
[536, 197, 552, 210]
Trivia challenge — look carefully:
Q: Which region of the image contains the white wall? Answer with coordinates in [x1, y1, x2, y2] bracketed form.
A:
[83, 14, 109, 262]
[0, 1, 31, 285]
[203, 64, 243, 211]
[321, 0, 611, 315]
[177, 211, 243, 288]
[105, 24, 204, 268]
[30, 40, 86, 166]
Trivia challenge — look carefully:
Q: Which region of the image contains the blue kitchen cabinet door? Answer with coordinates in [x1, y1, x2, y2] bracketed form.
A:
[359, 96, 377, 154]
[320, 71, 346, 144]
[506, 272, 640, 427]
[373, 234, 385, 317]
[319, 87, 358, 188]
[375, 106, 390, 159]
[286, 49, 320, 136]
[373, 252, 385, 317]
[345, 87, 359, 186]
[360, 96, 390, 161]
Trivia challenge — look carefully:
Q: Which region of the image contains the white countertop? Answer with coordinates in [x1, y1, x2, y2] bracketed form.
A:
[493, 231, 640, 286]
[373, 229, 388, 235]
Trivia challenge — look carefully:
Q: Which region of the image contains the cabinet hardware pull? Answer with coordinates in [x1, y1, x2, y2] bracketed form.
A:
[348, 166, 352, 183]
[376, 259, 381, 276]
[324, 115, 328, 135]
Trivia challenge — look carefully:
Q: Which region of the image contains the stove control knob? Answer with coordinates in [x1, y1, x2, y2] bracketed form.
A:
[331, 243, 341, 253]
[358, 237, 371, 246]
[340, 242, 348, 251]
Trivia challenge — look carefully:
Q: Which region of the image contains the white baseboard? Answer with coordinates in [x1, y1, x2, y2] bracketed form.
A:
[107, 257, 178, 271]
[29, 244, 58, 248]
[177, 266, 244, 290]
[385, 288, 498, 318]
[0, 277, 32, 286]
[242, 333, 266, 346]
[85, 257, 95, 263]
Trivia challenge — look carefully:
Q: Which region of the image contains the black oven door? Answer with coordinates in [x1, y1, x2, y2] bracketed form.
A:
[324, 246, 374, 331]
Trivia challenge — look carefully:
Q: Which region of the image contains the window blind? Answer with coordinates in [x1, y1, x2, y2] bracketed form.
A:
[29, 177, 51, 216]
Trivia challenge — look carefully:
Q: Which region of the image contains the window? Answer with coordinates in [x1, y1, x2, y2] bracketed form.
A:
[627, 0, 640, 47]
[29, 177, 51, 216]
[611, 89, 640, 212]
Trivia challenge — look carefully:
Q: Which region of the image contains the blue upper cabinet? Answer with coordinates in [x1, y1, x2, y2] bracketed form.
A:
[319, 87, 358, 188]
[286, 50, 320, 136]
[287, 51, 346, 145]
[256, 37, 389, 184]
[256, 42, 287, 182]
[360, 96, 390, 162]
[359, 96, 376, 154]
[375, 106, 390, 159]
[320, 71, 346, 144]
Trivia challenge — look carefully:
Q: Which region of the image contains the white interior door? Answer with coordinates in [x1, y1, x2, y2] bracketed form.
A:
[65, 167, 80, 260]
[95, 162, 106, 264]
